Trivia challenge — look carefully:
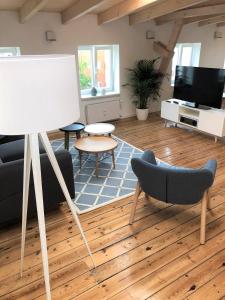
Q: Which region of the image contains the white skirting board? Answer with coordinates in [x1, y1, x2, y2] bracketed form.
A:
[85, 99, 121, 124]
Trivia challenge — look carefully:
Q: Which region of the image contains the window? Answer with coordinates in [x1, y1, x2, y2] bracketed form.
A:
[78, 45, 120, 98]
[171, 43, 201, 85]
[0, 47, 21, 57]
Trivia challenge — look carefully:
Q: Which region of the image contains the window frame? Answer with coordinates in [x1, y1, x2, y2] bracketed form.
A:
[78, 45, 115, 96]
[95, 45, 114, 92]
[171, 43, 201, 85]
[0, 47, 21, 57]
[78, 45, 94, 95]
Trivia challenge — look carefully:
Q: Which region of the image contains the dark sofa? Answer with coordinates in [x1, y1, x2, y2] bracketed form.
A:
[0, 136, 75, 227]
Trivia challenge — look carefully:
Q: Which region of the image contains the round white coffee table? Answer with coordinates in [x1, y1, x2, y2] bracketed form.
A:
[85, 123, 115, 136]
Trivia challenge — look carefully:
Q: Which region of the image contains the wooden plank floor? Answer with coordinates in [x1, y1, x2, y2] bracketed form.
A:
[1, 114, 225, 300]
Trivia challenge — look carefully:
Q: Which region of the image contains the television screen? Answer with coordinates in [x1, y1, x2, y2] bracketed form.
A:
[173, 66, 225, 109]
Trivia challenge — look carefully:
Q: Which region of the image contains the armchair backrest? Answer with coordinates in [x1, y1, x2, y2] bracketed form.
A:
[131, 154, 216, 205]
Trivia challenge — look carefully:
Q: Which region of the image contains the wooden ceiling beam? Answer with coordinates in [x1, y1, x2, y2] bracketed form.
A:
[129, 0, 210, 25]
[62, 0, 108, 24]
[199, 14, 225, 26]
[20, 0, 48, 23]
[183, 14, 223, 24]
[159, 19, 184, 73]
[217, 21, 225, 27]
[98, 0, 164, 25]
[155, 4, 225, 25]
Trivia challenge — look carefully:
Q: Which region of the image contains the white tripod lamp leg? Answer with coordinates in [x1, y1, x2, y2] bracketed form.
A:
[20, 134, 31, 277]
[39, 132, 95, 268]
[30, 134, 51, 300]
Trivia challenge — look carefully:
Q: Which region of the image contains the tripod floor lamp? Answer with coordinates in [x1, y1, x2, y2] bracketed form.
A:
[0, 55, 95, 300]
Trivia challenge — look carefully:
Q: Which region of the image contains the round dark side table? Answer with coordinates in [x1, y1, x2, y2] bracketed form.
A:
[60, 122, 85, 150]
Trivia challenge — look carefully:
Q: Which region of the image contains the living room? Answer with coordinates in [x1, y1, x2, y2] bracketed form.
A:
[1, 1, 225, 299]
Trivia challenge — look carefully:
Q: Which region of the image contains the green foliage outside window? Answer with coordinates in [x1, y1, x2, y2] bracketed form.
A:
[79, 60, 92, 90]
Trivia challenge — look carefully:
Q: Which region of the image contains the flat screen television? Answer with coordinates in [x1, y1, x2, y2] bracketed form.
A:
[173, 66, 225, 109]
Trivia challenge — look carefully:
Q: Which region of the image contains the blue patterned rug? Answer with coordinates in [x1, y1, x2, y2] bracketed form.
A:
[51, 136, 143, 214]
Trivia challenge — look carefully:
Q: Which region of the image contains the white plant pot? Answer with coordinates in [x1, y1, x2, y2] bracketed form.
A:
[136, 108, 149, 121]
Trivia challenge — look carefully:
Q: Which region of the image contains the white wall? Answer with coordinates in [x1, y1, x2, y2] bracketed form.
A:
[0, 11, 225, 122]
[181, 23, 225, 68]
[0, 11, 157, 123]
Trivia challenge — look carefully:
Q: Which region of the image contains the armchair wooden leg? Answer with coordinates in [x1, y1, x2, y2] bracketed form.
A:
[129, 182, 142, 225]
[200, 192, 207, 245]
[145, 193, 150, 201]
[206, 189, 211, 210]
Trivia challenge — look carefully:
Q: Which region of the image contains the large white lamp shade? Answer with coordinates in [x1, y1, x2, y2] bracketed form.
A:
[0, 54, 80, 135]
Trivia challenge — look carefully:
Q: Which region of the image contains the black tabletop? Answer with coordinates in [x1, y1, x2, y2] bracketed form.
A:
[60, 122, 85, 132]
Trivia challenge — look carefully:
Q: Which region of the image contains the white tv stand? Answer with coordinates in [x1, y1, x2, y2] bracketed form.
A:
[161, 99, 225, 142]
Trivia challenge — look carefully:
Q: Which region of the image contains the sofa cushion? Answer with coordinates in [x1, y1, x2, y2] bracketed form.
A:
[0, 135, 24, 145]
[0, 139, 45, 163]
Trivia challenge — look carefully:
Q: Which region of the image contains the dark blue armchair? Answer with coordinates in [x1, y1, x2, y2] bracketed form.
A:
[130, 150, 217, 245]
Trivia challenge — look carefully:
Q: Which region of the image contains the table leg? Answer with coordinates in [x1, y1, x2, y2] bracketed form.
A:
[76, 131, 81, 140]
[112, 150, 115, 169]
[79, 151, 82, 169]
[96, 153, 99, 177]
[65, 132, 69, 150]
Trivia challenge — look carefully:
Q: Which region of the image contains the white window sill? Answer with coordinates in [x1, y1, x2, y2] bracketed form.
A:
[81, 92, 120, 101]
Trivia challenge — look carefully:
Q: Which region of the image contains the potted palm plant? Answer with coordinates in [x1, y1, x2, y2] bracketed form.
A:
[124, 58, 164, 120]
